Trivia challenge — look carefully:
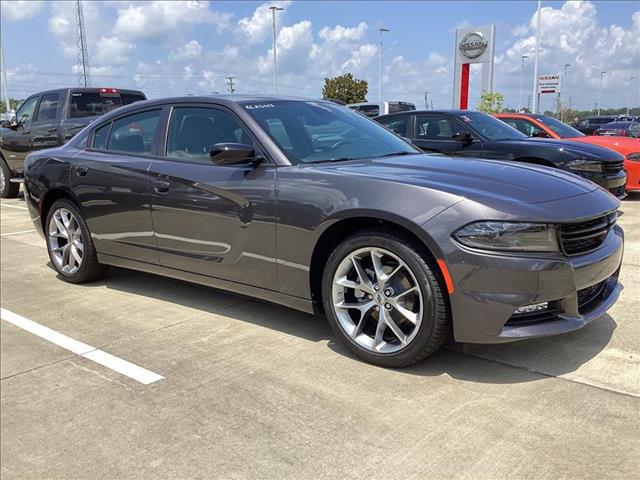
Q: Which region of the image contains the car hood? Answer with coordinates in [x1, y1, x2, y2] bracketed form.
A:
[525, 137, 624, 161]
[321, 154, 599, 205]
[567, 135, 640, 155]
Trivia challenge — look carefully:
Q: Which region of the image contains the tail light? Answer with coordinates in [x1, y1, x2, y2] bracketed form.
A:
[98, 88, 119, 94]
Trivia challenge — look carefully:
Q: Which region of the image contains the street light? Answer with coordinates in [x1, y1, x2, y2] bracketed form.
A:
[627, 76, 636, 116]
[378, 26, 390, 104]
[518, 55, 529, 112]
[270, 6, 284, 95]
[561, 63, 571, 121]
[597, 70, 606, 116]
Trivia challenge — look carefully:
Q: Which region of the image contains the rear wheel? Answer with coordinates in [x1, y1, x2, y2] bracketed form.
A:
[322, 230, 449, 367]
[0, 161, 20, 198]
[45, 199, 108, 283]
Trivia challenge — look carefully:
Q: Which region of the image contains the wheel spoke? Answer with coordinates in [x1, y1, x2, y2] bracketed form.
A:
[350, 256, 374, 293]
[71, 245, 82, 265]
[335, 276, 361, 290]
[381, 308, 407, 345]
[373, 316, 386, 351]
[335, 300, 375, 316]
[61, 244, 71, 267]
[393, 304, 419, 325]
[393, 285, 419, 300]
[53, 215, 68, 238]
[370, 250, 386, 283]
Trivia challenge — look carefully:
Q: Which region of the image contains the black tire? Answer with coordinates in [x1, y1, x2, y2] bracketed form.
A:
[322, 229, 450, 368]
[45, 198, 108, 283]
[0, 160, 20, 198]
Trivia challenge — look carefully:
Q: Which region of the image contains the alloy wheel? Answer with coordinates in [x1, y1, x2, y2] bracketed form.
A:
[48, 207, 84, 275]
[0, 166, 5, 192]
[332, 247, 424, 354]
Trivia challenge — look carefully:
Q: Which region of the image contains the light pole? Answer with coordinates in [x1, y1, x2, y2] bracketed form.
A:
[561, 63, 570, 121]
[270, 6, 283, 95]
[378, 26, 389, 105]
[518, 55, 528, 112]
[532, 0, 542, 113]
[597, 70, 606, 116]
[627, 76, 636, 116]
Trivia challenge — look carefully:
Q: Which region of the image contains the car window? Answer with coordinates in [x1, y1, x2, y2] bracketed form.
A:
[501, 118, 539, 137]
[379, 117, 408, 136]
[35, 93, 60, 122]
[119, 93, 146, 106]
[359, 105, 379, 117]
[244, 101, 418, 164]
[92, 123, 111, 150]
[107, 110, 160, 155]
[415, 116, 459, 140]
[166, 107, 253, 163]
[15, 96, 39, 125]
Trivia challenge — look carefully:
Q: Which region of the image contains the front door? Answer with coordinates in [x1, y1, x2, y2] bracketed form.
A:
[148, 105, 277, 289]
[1, 95, 39, 169]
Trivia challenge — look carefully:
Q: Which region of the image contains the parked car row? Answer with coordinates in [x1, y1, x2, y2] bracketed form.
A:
[572, 115, 640, 137]
[21, 94, 624, 367]
[0, 87, 146, 197]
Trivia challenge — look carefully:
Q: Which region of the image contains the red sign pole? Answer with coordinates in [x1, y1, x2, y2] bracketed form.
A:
[460, 63, 470, 109]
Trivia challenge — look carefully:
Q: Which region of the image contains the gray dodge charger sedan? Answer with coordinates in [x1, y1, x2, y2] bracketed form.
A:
[23, 96, 623, 367]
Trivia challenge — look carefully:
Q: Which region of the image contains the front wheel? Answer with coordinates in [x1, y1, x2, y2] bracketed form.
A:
[322, 230, 450, 367]
[45, 199, 108, 283]
[0, 161, 20, 198]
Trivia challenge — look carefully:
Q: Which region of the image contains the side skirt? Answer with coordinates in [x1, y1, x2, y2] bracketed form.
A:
[97, 253, 316, 315]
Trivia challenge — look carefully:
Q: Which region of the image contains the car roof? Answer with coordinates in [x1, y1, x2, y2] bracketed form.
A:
[375, 109, 480, 120]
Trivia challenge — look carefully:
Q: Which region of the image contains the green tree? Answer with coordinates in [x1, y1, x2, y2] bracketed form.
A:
[477, 92, 504, 113]
[322, 73, 368, 105]
[0, 98, 22, 114]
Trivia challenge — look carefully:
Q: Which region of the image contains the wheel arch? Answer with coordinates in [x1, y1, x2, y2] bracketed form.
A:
[309, 212, 447, 314]
[39, 187, 77, 231]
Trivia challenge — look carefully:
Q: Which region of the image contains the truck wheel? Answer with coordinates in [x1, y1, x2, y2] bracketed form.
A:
[322, 229, 450, 368]
[0, 161, 20, 198]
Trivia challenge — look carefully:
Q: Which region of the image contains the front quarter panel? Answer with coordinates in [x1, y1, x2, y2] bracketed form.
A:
[275, 164, 461, 299]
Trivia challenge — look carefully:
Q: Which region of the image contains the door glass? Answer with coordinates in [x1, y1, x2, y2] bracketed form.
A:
[166, 107, 253, 163]
[92, 123, 111, 150]
[380, 117, 408, 135]
[15, 97, 38, 125]
[107, 110, 160, 155]
[35, 93, 60, 122]
[502, 118, 538, 137]
[415, 116, 458, 139]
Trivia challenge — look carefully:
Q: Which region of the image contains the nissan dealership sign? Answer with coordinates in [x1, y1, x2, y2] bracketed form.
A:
[459, 32, 489, 59]
[537, 74, 562, 94]
[453, 25, 496, 109]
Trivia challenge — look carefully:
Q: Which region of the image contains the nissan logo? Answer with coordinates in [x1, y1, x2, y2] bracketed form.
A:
[459, 32, 488, 59]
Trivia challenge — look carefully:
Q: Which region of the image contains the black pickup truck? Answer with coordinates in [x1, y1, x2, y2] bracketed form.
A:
[0, 87, 146, 197]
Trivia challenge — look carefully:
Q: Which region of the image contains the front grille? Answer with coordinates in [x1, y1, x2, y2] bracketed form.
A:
[577, 280, 607, 314]
[559, 212, 616, 255]
[603, 160, 624, 174]
[506, 301, 559, 327]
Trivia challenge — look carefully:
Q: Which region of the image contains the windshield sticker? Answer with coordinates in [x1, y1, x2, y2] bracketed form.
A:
[244, 103, 275, 110]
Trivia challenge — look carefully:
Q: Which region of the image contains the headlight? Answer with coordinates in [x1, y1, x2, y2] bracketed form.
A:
[454, 222, 559, 252]
[566, 159, 603, 173]
[627, 153, 640, 162]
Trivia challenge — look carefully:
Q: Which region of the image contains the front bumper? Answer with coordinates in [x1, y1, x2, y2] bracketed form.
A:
[445, 225, 624, 344]
[583, 170, 627, 198]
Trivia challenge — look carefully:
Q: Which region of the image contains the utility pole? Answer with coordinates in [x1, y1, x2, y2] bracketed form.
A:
[430, 99, 434, 110]
[75, 0, 91, 87]
[0, 34, 10, 115]
[378, 26, 390, 104]
[518, 55, 528, 112]
[598, 71, 606, 116]
[561, 63, 571, 121]
[532, 0, 542, 113]
[627, 76, 635, 116]
[527, 94, 532, 112]
[424, 91, 429, 109]
[269, 6, 283, 95]
[226, 76, 235, 94]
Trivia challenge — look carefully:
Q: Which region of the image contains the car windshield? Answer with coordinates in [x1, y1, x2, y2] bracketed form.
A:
[457, 111, 527, 141]
[243, 101, 419, 164]
[537, 115, 585, 138]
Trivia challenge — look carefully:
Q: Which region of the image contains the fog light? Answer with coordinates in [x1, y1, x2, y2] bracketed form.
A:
[514, 302, 548, 314]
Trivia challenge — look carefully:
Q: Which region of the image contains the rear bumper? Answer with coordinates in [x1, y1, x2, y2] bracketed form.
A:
[445, 225, 624, 344]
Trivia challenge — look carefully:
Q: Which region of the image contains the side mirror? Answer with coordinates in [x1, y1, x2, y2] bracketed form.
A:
[209, 143, 259, 165]
[532, 130, 549, 138]
[452, 132, 472, 144]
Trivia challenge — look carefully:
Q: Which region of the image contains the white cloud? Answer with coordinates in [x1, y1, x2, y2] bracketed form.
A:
[319, 22, 367, 43]
[1, 0, 45, 20]
[237, 1, 292, 44]
[341, 44, 378, 71]
[170, 40, 203, 61]
[94, 36, 136, 66]
[113, 1, 232, 41]
[258, 20, 313, 75]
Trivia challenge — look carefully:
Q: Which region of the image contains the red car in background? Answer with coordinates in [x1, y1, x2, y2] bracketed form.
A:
[496, 113, 640, 192]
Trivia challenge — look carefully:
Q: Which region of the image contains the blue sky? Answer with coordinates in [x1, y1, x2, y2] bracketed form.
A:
[1, 1, 638, 111]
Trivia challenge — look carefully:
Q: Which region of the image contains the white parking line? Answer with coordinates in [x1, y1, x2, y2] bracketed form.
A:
[1, 229, 36, 236]
[0, 203, 28, 211]
[0, 308, 164, 385]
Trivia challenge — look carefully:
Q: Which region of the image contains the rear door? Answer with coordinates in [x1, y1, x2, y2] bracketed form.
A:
[71, 108, 162, 264]
[411, 114, 482, 156]
[147, 104, 278, 289]
[30, 92, 62, 151]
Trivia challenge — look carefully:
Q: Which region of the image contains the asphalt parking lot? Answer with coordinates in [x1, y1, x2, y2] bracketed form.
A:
[1, 193, 639, 479]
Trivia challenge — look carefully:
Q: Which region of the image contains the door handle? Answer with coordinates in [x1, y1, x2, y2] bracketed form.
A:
[75, 166, 89, 177]
[153, 180, 171, 193]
